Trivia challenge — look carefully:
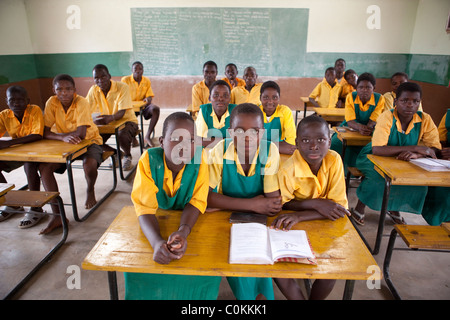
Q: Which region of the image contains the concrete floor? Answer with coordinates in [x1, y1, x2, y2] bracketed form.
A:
[1, 109, 449, 300]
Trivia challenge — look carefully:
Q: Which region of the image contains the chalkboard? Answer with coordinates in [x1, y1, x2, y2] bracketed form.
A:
[130, 8, 308, 77]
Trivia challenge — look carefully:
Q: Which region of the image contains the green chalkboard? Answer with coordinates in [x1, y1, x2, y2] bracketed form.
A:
[130, 8, 308, 77]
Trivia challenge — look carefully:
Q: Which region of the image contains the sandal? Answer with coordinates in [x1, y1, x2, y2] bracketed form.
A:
[0, 206, 24, 222]
[350, 208, 365, 226]
[387, 211, 406, 225]
[19, 208, 44, 229]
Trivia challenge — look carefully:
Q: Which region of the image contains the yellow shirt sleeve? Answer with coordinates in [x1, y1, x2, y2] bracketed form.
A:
[279, 105, 296, 145]
[369, 94, 385, 122]
[371, 110, 394, 147]
[344, 93, 357, 122]
[195, 109, 208, 138]
[192, 81, 209, 113]
[28, 105, 45, 136]
[383, 92, 394, 112]
[419, 112, 441, 150]
[437, 112, 448, 142]
[308, 82, 321, 100]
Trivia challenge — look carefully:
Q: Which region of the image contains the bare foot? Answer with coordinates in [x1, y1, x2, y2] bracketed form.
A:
[85, 189, 97, 209]
[39, 216, 64, 235]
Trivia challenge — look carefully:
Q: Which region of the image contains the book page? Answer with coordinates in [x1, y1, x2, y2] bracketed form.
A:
[229, 223, 272, 264]
[268, 228, 314, 261]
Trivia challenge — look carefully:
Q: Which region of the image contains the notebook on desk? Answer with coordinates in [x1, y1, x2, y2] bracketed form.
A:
[409, 158, 450, 172]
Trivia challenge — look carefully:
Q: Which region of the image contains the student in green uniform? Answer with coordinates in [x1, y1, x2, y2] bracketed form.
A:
[195, 80, 236, 148]
[259, 80, 297, 154]
[127, 112, 221, 299]
[352, 82, 441, 225]
[330, 72, 385, 171]
[207, 103, 282, 300]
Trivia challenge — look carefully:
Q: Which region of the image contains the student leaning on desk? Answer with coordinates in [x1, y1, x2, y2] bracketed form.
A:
[128, 112, 221, 300]
[0, 86, 44, 229]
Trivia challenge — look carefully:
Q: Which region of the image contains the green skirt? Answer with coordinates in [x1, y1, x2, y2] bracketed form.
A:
[421, 187, 450, 226]
[124, 273, 221, 300]
[227, 277, 274, 300]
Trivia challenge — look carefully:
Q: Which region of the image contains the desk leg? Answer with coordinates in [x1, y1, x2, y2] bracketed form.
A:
[303, 102, 307, 118]
[383, 228, 402, 300]
[108, 271, 119, 300]
[115, 127, 138, 181]
[372, 176, 391, 255]
[343, 280, 355, 300]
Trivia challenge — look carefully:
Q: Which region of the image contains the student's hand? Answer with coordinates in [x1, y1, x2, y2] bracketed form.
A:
[167, 232, 187, 257]
[440, 147, 450, 160]
[94, 114, 114, 125]
[271, 212, 303, 230]
[313, 199, 350, 221]
[62, 134, 82, 144]
[278, 141, 297, 155]
[413, 146, 437, 159]
[358, 124, 374, 136]
[153, 239, 182, 265]
[251, 195, 283, 216]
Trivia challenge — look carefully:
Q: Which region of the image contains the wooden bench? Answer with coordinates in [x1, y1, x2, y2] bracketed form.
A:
[2, 190, 68, 299]
[345, 167, 364, 195]
[383, 223, 450, 300]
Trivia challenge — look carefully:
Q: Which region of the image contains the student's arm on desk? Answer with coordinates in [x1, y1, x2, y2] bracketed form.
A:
[0, 134, 42, 149]
[93, 109, 126, 125]
[138, 204, 200, 265]
[347, 120, 375, 136]
[43, 126, 87, 144]
[372, 145, 437, 160]
[207, 188, 282, 216]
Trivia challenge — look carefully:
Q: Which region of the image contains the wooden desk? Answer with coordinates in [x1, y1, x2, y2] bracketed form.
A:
[97, 118, 143, 180]
[0, 139, 101, 222]
[82, 206, 378, 300]
[313, 107, 345, 123]
[333, 127, 371, 165]
[295, 97, 315, 123]
[0, 183, 14, 206]
[365, 155, 450, 255]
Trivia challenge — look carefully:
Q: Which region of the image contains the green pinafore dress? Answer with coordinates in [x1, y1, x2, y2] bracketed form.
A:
[421, 109, 450, 226]
[200, 103, 236, 139]
[263, 111, 282, 143]
[356, 111, 428, 214]
[330, 92, 380, 171]
[220, 138, 275, 300]
[124, 147, 221, 300]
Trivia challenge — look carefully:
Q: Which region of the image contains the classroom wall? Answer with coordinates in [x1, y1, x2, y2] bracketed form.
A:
[0, 0, 449, 122]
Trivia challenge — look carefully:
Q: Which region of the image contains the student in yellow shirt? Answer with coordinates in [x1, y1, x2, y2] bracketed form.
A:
[383, 72, 423, 112]
[128, 112, 221, 299]
[0, 86, 44, 229]
[339, 69, 357, 101]
[230, 66, 262, 105]
[222, 63, 245, 89]
[334, 58, 346, 85]
[437, 109, 450, 159]
[207, 103, 282, 300]
[309, 67, 342, 109]
[121, 61, 160, 148]
[39, 74, 103, 234]
[191, 61, 218, 116]
[86, 64, 139, 171]
[273, 115, 349, 300]
[259, 80, 297, 154]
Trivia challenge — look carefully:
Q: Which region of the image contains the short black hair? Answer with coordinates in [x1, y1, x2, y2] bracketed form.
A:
[396, 82, 422, 99]
[344, 69, 356, 80]
[93, 64, 109, 74]
[357, 72, 376, 87]
[335, 58, 346, 66]
[162, 112, 194, 137]
[132, 61, 143, 68]
[225, 63, 237, 71]
[52, 74, 75, 87]
[209, 80, 231, 95]
[325, 67, 336, 75]
[390, 72, 408, 81]
[6, 85, 28, 98]
[230, 103, 264, 127]
[203, 60, 218, 71]
[260, 80, 281, 96]
[297, 115, 330, 138]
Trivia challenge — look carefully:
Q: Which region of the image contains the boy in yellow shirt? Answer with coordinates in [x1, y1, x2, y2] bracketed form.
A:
[121, 61, 160, 147]
[191, 61, 218, 116]
[222, 63, 245, 89]
[128, 112, 221, 299]
[383, 72, 423, 112]
[309, 67, 342, 108]
[230, 67, 262, 105]
[40, 74, 103, 235]
[273, 115, 349, 300]
[86, 64, 139, 171]
[0, 86, 44, 229]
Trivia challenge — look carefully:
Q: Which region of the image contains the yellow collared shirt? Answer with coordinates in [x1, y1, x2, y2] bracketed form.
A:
[208, 139, 280, 194]
[86, 80, 138, 124]
[277, 149, 348, 208]
[0, 105, 44, 138]
[344, 92, 385, 123]
[195, 107, 231, 138]
[309, 78, 342, 108]
[437, 112, 448, 142]
[259, 104, 296, 145]
[372, 109, 441, 149]
[131, 149, 210, 216]
[230, 83, 262, 105]
[44, 95, 103, 145]
[221, 77, 246, 89]
[191, 80, 211, 113]
[121, 75, 154, 108]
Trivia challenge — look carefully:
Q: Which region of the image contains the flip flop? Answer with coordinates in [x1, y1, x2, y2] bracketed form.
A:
[0, 206, 24, 222]
[350, 208, 365, 226]
[19, 208, 44, 229]
[387, 211, 406, 225]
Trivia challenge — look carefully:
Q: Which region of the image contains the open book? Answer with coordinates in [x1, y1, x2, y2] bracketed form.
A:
[229, 222, 317, 265]
[409, 158, 450, 172]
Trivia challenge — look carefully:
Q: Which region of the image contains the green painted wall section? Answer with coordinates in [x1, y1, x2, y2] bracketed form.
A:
[0, 51, 448, 86]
